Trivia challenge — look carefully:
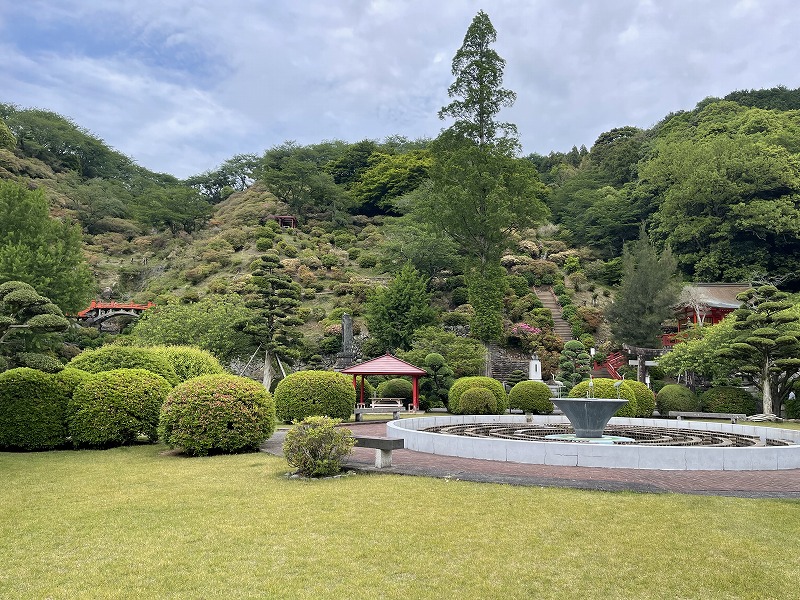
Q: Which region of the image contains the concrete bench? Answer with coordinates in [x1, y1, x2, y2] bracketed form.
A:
[669, 411, 746, 424]
[353, 435, 404, 468]
[354, 407, 404, 421]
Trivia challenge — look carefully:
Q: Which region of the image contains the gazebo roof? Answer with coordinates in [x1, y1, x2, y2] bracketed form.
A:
[341, 353, 427, 376]
[677, 283, 750, 310]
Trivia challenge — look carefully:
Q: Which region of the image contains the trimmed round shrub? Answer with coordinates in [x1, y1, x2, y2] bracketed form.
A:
[700, 387, 758, 415]
[283, 416, 355, 477]
[376, 378, 413, 403]
[656, 384, 699, 416]
[626, 380, 656, 418]
[68, 345, 179, 385]
[274, 370, 355, 423]
[508, 380, 554, 414]
[159, 374, 276, 456]
[0, 368, 66, 450]
[16, 352, 64, 373]
[459, 387, 498, 415]
[53, 367, 92, 403]
[150, 345, 225, 382]
[69, 368, 172, 448]
[448, 376, 507, 415]
[568, 378, 637, 417]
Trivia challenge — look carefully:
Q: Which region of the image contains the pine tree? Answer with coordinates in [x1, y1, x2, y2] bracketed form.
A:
[241, 252, 303, 388]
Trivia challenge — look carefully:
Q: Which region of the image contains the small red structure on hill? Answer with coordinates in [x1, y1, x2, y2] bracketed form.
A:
[75, 300, 154, 324]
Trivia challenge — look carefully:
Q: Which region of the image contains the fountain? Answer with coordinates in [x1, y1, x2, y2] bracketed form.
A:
[548, 396, 632, 443]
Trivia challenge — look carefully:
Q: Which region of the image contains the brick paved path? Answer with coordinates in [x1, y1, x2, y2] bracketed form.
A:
[263, 421, 800, 499]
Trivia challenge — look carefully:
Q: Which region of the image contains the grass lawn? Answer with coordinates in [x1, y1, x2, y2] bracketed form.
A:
[2, 445, 799, 599]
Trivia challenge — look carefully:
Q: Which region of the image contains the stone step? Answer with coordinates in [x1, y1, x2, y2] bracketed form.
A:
[534, 287, 573, 341]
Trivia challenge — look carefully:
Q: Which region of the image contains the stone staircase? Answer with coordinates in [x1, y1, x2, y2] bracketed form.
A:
[534, 287, 574, 341]
[485, 343, 530, 382]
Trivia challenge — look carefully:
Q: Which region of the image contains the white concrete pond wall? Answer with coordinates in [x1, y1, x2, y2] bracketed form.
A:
[386, 415, 800, 471]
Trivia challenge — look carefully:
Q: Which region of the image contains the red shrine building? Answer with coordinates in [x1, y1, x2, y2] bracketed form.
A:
[662, 283, 749, 347]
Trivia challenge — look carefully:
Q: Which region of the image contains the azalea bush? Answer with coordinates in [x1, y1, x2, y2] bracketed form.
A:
[283, 416, 355, 477]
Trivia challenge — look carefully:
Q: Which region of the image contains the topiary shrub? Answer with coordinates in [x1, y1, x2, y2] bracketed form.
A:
[274, 370, 355, 423]
[283, 416, 355, 477]
[150, 345, 225, 382]
[0, 368, 66, 450]
[699, 387, 758, 415]
[376, 378, 413, 403]
[68, 368, 172, 448]
[508, 380, 554, 414]
[53, 367, 92, 404]
[67, 345, 179, 385]
[625, 380, 656, 418]
[16, 352, 64, 373]
[159, 374, 276, 456]
[568, 378, 638, 417]
[656, 384, 699, 416]
[448, 376, 507, 415]
[459, 387, 498, 415]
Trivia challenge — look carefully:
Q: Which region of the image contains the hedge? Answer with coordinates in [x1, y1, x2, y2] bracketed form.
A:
[699, 387, 758, 415]
[274, 370, 355, 423]
[568, 378, 637, 417]
[508, 380, 554, 414]
[68, 345, 179, 385]
[149, 345, 225, 382]
[459, 387, 498, 415]
[0, 368, 66, 450]
[159, 374, 276, 456]
[656, 384, 699, 415]
[68, 368, 172, 448]
[625, 380, 656, 418]
[448, 376, 507, 415]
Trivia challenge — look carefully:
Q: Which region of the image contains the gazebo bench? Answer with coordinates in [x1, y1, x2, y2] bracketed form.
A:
[353, 435, 404, 468]
[354, 406, 405, 421]
[669, 411, 746, 424]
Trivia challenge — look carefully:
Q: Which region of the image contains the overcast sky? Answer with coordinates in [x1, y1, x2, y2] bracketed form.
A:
[2, 0, 798, 178]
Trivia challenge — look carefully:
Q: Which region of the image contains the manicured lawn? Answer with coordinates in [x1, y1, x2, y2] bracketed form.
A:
[2, 445, 799, 599]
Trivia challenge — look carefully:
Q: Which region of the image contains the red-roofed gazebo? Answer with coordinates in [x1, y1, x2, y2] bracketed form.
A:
[341, 354, 428, 411]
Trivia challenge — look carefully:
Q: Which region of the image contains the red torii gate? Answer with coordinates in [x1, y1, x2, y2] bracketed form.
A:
[341, 354, 427, 411]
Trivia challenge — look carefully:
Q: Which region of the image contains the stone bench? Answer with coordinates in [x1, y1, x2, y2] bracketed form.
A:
[353, 435, 404, 468]
[354, 407, 404, 421]
[669, 411, 746, 424]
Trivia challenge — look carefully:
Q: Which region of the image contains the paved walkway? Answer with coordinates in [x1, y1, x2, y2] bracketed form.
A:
[262, 421, 800, 499]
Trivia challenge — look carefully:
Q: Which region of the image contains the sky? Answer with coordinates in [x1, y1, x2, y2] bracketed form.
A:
[2, 0, 799, 179]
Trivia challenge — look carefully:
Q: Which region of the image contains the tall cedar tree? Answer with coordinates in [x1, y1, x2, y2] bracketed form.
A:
[366, 263, 437, 353]
[241, 252, 303, 388]
[606, 226, 681, 348]
[717, 285, 800, 416]
[423, 11, 547, 341]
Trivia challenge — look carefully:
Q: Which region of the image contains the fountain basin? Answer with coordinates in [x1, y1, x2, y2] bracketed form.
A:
[386, 415, 800, 470]
[551, 397, 628, 438]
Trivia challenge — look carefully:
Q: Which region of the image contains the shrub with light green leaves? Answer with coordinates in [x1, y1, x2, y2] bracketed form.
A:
[68, 368, 172, 448]
[274, 370, 355, 423]
[625, 380, 656, 418]
[283, 416, 355, 477]
[150, 345, 224, 382]
[568, 378, 638, 417]
[0, 367, 66, 450]
[459, 387, 498, 415]
[656, 384, 699, 415]
[376, 378, 413, 403]
[68, 345, 179, 385]
[159, 374, 275, 456]
[700, 387, 758, 415]
[508, 380, 554, 414]
[448, 376, 507, 415]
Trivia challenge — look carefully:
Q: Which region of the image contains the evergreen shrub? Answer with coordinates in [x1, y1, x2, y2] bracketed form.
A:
[159, 374, 275, 456]
[625, 380, 656, 417]
[274, 370, 355, 423]
[53, 367, 92, 403]
[16, 352, 64, 373]
[448, 376, 507, 415]
[459, 387, 498, 414]
[568, 378, 637, 417]
[656, 384, 699, 415]
[699, 387, 758, 415]
[376, 378, 413, 402]
[508, 380, 554, 414]
[283, 416, 355, 477]
[68, 345, 179, 385]
[787, 382, 800, 419]
[0, 368, 66, 450]
[150, 345, 224, 382]
[68, 368, 171, 448]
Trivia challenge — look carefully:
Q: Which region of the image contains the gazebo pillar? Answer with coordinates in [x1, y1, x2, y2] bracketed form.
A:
[412, 376, 419, 411]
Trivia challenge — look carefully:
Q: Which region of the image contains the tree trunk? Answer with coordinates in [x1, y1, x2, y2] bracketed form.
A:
[761, 360, 773, 415]
[262, 349, 273, 391]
